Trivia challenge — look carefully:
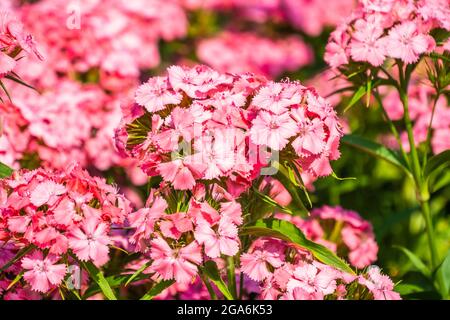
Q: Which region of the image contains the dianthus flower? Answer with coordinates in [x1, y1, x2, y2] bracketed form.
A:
[197, 32, 312, 78]
[0, 164, 132, 292]
[17, 0, 187, 91]
[277, 206, 379, 269]
[128, 187, 243, 283]
[325, 0, 447, 68]
[241, 236, 398, 300]
[116, 65, 343, 194]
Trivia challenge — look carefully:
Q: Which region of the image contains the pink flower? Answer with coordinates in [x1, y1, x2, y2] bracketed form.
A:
[384, 22, 435, 64]
[154, 107, 195, 151]
[291, 108, 326, 156]
[52, 197, 77, 227]
[160, 212, 194, 240]
[324, 28, 350, 68]
[68, 213, 112, 267]
[252, 82, 302, 114]
[135, 77, 182, 113]
[0, 52, 16, 74]
[157, 159, 197, 190]
[250, 111, 297, 151]
[241, 249, 284, 282]
[350, 18, 387, 66]
[287, 263, 338, 296]
[30, 181, 66, 207]
[168, 65, 232, 98]
[359, 266, 401, 300]
[128, 196, 168, 249]
[149, 237, 202, 284]
[21, 252, 67, 293]
[194, 218, 240, 258]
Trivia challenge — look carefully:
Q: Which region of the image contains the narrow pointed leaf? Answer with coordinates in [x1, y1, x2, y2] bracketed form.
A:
[81, 261, 117, 300]
[200, 261, 234, 300]
[394, 246, 431, 278]
[140, 280, 175, 300]
[0, 162, 13, 178]
[424, 150, 450, 180]
[342, 134, 410, 175]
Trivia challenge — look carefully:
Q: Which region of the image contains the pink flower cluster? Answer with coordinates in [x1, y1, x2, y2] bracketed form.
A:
[240, 237, 398, 300]
[0, 165, 132, 293]
[197, 32, 313, 78]
[0, 80, 145, 179]
[382, 84, 450, 154]
[17, 0, 187, 91]
[0, 10, 41, 82]
[116, 65, 343, 194]
[128, 187, 243, 284]
[325, 0, 449, 68]
[179, 0, 355, 36]
[277, 206, 379, 269]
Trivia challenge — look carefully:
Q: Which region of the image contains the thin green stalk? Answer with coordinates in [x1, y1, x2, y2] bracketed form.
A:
[200, 272, 217, 300]
[238, 272, 244, 300]
[422, 94, 440, 167]
[227, 256, 237, 299]
[397, 68, 446, 297]
[374, 90, 410, 169]
[399, 89, 422, 186]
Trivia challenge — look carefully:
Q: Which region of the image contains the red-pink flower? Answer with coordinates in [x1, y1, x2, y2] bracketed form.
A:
[68, 213, 112, 267]
[250, 111, 297, 151]
[149, 237, 202, 284]
[359, 266, 401, 300]
[135, 77, 182, 113]
[21, 251, 67, 293]
[385, 21, 435, 64]
[30, 181, 66, 207]
[241, 249, 284, 282]
[287, 263, 338, 296]
[349, 18, 387, 66]
[194, 218, 240, 258]
[291, 108, 326, 156]
[252, 82, 302, 114]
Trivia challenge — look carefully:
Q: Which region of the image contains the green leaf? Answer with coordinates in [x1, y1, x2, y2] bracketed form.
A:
[394, 246, 431, 278]
[83, 273, 149, 298]
[0, 245, 34, 273]
[0, 162, 13, 178]
[274, 161, 310, 217]
[437, 250, 450, 297]
[81, 261, 117, 300]
[4, 74, 37, 91]
[342, 134, 410, 176]
[200, 261, 234, 300]
[242, 219, 355, 275]
[424, 150, 450, 180]
[344, 85, 366, 113]
[140, 280, 175, 300]
[125, 260, 152, 287]
[252, 187, 294, 215]
[6, 271, 24, 290]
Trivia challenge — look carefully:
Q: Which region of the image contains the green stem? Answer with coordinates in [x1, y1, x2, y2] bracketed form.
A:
[398, 80, 446, 298]
[200, 272, 217, 300]
[226, 256, 237, 299]
[374, 90, 410, 169]
[422, 94, 440, 167]
[399, 90, 422, 186]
